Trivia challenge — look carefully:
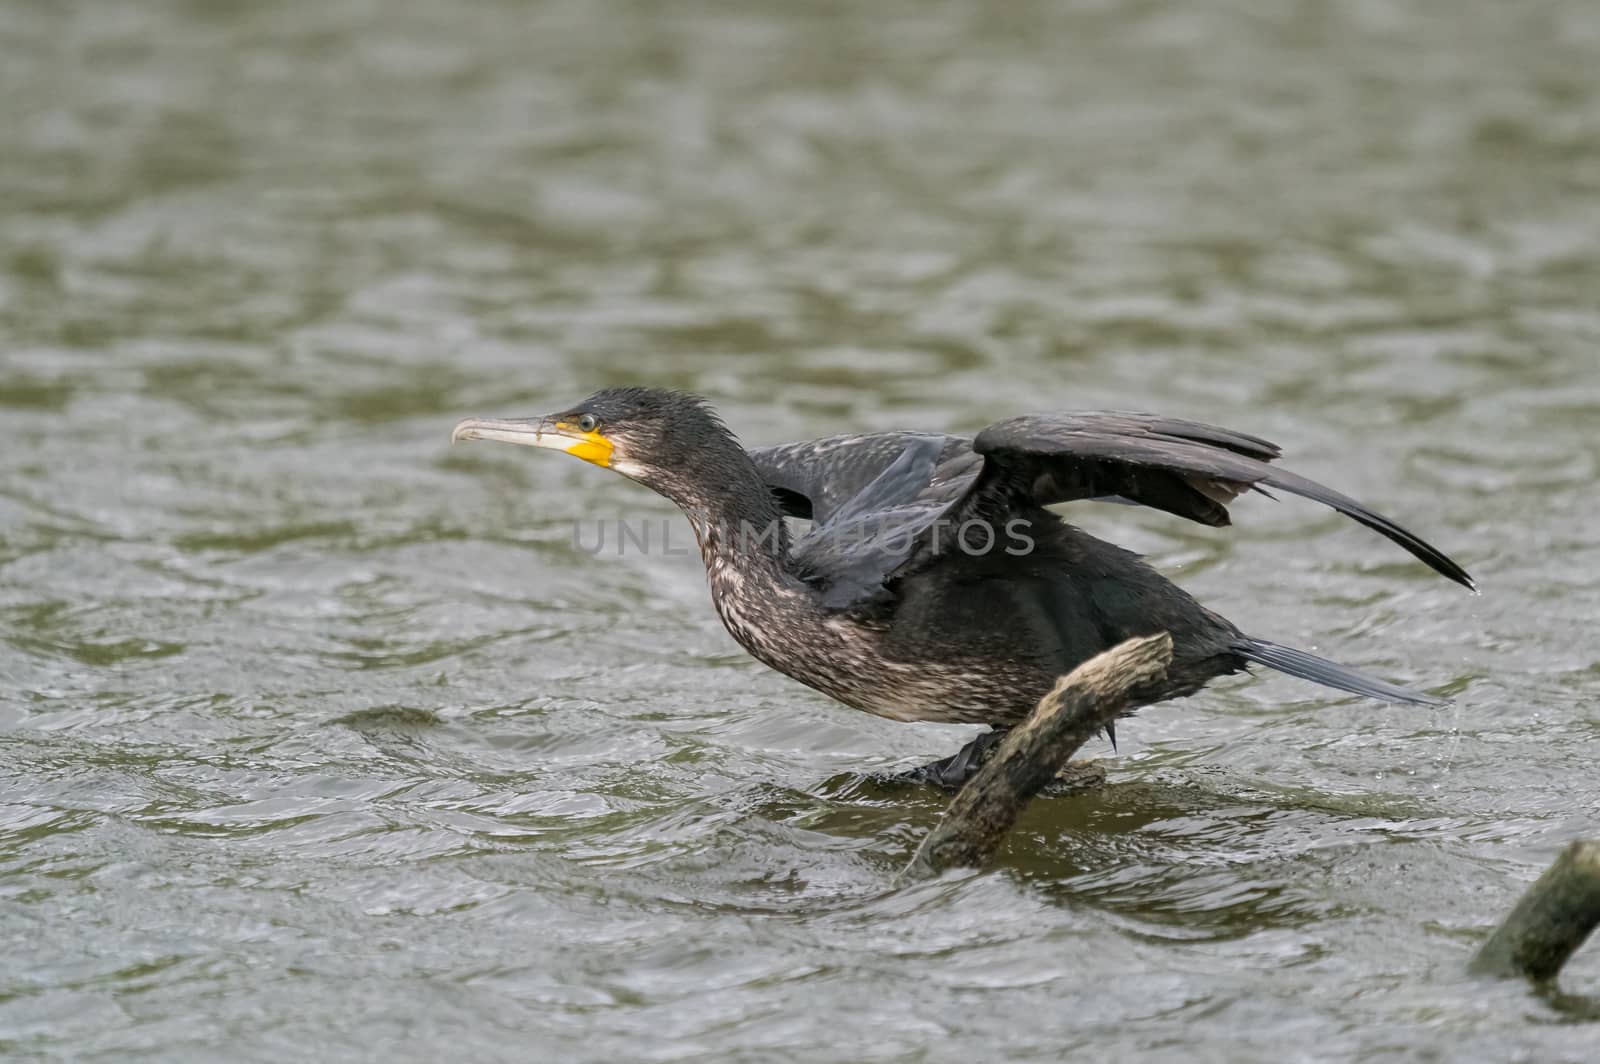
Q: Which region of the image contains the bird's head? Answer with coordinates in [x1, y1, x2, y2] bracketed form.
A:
[451, 387, 752, 511]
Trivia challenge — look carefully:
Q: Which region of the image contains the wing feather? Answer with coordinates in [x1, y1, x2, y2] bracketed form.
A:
[966, 413, 1474, 589]
[750, 432, 969, 524]
[748, 410, 1474, 610]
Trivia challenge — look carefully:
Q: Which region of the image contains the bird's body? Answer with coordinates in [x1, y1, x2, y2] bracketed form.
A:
[697, 505, 1239, 727]
[453, 388, 1472, 785]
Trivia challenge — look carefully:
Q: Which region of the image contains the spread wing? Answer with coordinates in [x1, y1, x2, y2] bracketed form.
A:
[751, 411, 1475, 610]
[751, 432, 976, 523]
[921, 411, 1474, 589]
[753, 434, 983, 607]
[1009, 412, 1285, 525]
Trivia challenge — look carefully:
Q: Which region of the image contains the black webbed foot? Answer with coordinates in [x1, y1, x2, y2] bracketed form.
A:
[903, 728, 1010, 791]
[898, 729, 1113, 794]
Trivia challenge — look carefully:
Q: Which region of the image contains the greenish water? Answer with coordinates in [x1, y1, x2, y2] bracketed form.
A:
[3, 0, 1598, 1059]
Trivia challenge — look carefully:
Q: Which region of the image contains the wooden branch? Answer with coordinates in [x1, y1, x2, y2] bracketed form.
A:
[1470, 840, 1600, 981]
[901, 632, 1172, 882]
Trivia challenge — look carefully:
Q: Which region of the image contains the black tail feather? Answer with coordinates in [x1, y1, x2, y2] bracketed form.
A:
[1233, 637, 1445, 706]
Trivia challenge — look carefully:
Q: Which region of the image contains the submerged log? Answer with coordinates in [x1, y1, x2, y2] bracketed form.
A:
[901, 632, 1172, 882]
[1470, 840, 1600, 982]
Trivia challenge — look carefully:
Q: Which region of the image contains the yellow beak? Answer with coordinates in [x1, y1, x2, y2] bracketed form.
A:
[450, 416, 614, 468]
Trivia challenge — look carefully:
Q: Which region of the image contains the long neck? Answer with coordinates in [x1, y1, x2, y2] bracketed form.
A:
[671, 451, 819, 662]
[685, 491, 790, 577]
[666, 450, 791, 580]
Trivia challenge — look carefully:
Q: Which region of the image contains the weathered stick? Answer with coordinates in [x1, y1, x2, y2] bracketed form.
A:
[901, 632, 1172, 882]
[1470, 839, 1600, 981]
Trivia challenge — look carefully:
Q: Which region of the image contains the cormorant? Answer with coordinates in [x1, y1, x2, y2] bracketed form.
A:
[452, 387, 1473, 788]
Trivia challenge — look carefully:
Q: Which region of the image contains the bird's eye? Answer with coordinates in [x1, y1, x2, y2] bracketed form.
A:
[577, 414, 599, 433]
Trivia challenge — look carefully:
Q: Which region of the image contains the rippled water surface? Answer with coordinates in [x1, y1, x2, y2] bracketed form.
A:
[4, 1, 1599, 1059]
